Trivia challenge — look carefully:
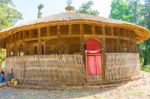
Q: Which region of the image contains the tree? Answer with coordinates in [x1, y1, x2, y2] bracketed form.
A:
[110, 0, 149, 28]
[144, 0, 150, 30]
[110, 0, 150, 66]
[37, 3, 44, 18]
[142, 0, 150, 65]
[127, 0, 144, 25]
[0, 0, 13, 5]
[143, 40, 150, 65]
[0, 49, 6, 66]
[109, 0, 131, 21]
[0, 0, 22, 30]
[77, 0, 99, 16]
[0, 0, 22, 68]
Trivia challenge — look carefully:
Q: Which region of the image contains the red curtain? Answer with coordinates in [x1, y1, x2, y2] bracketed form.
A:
[85, 39, 102, 75]
[87, 55, 102, 75]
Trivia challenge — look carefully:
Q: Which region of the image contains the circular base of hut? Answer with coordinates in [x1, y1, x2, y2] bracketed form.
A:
[11, 74, 141, 90]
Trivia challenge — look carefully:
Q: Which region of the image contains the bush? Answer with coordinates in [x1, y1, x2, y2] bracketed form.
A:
[141, 65, 150, 72]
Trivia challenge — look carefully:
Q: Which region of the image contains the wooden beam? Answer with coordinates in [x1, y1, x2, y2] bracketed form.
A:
[69, 24, 72, 35]
[38, 28, 41, 55]
[117, 28, 120, 52]
[102, 25, 106, 52]
[92, 25, 95, 35]
[111, 26, 114, 36]
[57, 25, 60, 35]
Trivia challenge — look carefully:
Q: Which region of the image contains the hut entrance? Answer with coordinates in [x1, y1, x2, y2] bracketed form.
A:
[85, 39, 103, 82]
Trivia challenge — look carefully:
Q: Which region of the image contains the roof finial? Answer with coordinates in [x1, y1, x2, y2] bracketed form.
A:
[65, 0, 75, 12]
[67, 0, 72, 5]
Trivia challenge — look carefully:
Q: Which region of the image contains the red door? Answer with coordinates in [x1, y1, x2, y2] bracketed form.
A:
[85, 39, 103, 75]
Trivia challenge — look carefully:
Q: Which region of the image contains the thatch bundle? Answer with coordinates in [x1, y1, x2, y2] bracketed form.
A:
[6, 55, 86, 85]
[105, 53, 140, 82]
[5, 53, 141, 85]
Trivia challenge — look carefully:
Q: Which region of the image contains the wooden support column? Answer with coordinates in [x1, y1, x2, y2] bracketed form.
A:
[47, 26, 50, 36]
[69, 24, 72, 35]
[57, 25, 60, 35]
[111, 26, 114, 36]
[80, 24, 87, 83]
[13, 33, 17, 56]
[102, 25, 106, 79]
[80, 24, 84, 47]
[117, 28, 120, 52]
[29, 30, 32, 55]
[128, 29, 131, 53]
[22, 31, 25, 56]
[127, 38, 130, 52]
[92, 25, 95, 35]
[102, 25, 106, 52]
[57, 25, 61, 42]
[38, 28, 41, 55]
[117, 38, 119, 52]
[80, 24, 84, 34]
[80, 24, 85, 54]
[29, 29, 31, 39]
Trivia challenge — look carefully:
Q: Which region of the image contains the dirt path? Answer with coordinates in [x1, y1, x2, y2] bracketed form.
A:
[0, 72, 150, 99]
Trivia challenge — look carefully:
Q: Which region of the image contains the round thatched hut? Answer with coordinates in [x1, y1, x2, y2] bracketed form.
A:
[0, 7, 149, 85]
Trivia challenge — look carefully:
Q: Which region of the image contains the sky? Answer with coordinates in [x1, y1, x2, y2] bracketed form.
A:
[14, 0, 113, 24]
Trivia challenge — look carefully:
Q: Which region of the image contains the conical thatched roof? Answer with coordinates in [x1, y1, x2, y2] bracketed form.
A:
[0, 12, 149, 40]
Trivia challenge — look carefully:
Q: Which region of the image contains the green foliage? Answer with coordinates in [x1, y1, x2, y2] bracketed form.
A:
[0, 0, 22, 30]
[127, 0, 144, 25]
[0, 0, 13, 5]
[141, 65, 150, 72]
[110, 0, 150, 71]
[143, 40, 150, 65]
[144, 0, 150, 30]
[0, 49, 6, 65]
[110, 0, 150, 30]
[77, 0, 99, 16]
[37, 3, 44, 18]
[109, 0, 131, 21]
[0, 0, 22, 66]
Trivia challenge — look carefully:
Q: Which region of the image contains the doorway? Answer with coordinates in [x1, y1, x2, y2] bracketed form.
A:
[85, 39, 103, 82]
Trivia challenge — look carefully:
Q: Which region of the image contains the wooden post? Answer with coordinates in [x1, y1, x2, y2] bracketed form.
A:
[46, 26, 49, 36]
[102, 25, 106, 52]
[13, 33, 17, 56]
[111, 26, 114, 36]
[128, 29, 131, 52]
[92, 25, 95, 35]
[80, 24, 84, 53]
[38, 28, 41, 55]
[80, 24, 87, 83]
[102, 24, 106, 79]
[57, 25, 60, 35]
[29, 29, 31, 39]
[69, 24, 72, 35]
[117, 28, 120, 52]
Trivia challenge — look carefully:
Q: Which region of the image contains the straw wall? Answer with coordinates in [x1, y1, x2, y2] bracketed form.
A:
[6, 55, 86, 85]
[105, 53, 140, 82]
[5, 53, 141, 85]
